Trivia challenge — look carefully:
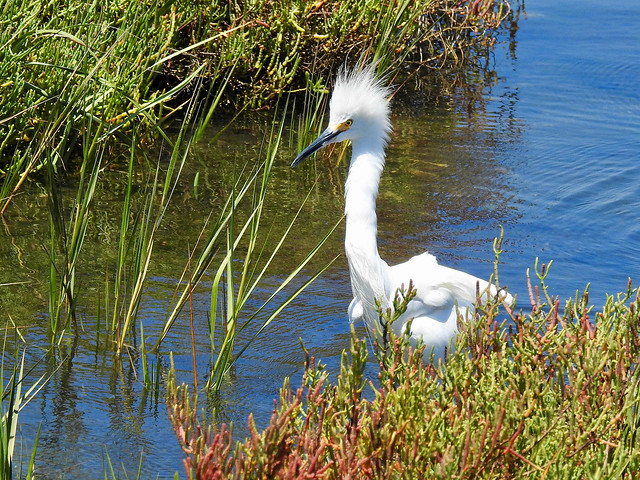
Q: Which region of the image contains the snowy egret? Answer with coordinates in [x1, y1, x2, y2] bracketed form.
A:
[292, 63, 512, 357]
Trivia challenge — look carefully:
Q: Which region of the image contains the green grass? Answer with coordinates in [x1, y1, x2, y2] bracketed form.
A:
[153, 97, 341, 392]
[1, 0, 510, 200]
[1, 342, 48, 480]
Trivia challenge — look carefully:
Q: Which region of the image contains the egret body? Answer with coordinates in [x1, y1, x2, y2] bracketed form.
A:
[292, 64, 511, 356]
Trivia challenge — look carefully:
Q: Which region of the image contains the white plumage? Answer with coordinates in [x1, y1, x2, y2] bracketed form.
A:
[292, 63, 512, 357]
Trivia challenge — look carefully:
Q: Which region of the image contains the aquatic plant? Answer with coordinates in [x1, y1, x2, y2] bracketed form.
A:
[110, 90, 202, 355]
[102, 447, 147, 480]
[0, 344, 48, 480]
[0, 0, 511, 202]
[0, 0, 515, 474]
[167, 255, 640, 479]
[156, 98, 340, 392]
[0, 0, 511, 351]
[0, 0, 218, 212]
[44, 124, 102, 338]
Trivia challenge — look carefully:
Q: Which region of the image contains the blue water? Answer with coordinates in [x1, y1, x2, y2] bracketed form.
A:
[368, 0, 640, 309]
[9, 1, 640, 477]
[491, 1, 640, 302]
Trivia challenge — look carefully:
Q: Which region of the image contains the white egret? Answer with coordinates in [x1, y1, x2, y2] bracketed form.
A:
[292, 63, 512, 357]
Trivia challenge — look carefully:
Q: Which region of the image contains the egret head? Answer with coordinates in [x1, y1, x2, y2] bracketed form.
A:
[292, 64, 392, 167]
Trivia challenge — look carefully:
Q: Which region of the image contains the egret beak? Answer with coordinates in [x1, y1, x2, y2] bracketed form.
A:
[291, 127, 341, 167]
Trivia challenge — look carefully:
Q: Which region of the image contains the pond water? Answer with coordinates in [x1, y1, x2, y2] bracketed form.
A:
[2, 0, 639, 477]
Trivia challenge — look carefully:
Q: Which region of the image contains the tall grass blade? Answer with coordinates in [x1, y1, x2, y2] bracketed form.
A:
[155, 167, 259, 346]
[1, 345, 50, 480]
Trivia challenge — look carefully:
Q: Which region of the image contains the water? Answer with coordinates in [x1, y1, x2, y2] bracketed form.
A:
[2, 0, 640, 477]
[495, 1, 640, 301]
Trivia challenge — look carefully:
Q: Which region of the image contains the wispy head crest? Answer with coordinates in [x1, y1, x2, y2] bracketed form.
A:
[329, 62, 392, 141]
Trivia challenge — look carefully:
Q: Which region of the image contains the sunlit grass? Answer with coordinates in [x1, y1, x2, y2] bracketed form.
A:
[152, 98, 340, 392]
[0, 341, 48, 480]
[1, 0, 511, 201]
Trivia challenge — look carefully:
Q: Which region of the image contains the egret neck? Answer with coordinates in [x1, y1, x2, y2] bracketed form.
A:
[344, 141, 389, 330]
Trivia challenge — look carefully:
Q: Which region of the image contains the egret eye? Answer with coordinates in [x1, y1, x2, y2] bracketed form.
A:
[336, 119, 353, 132]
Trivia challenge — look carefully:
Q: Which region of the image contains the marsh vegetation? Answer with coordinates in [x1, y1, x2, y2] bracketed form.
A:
[3, 0, 640, 478]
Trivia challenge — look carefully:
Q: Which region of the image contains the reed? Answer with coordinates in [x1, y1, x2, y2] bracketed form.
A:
[9, 40, 336, 396]
[45, 127, 103, 339]
[0, 343, 48, 480]
[155, 99, 340, 392]
[102, 447, 148, 480]
[139, 321, 161, 401]
[0, 1, 515, 475]
[293, 72, 329, 155]
[0, 0, 214, 212]
[110, 149, 164, 354]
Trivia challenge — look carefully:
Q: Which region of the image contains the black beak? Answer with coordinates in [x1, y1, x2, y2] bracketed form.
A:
[291, 127, 341, 167]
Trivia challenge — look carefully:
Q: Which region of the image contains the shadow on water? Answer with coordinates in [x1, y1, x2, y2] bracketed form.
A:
[2, 0, 640, 476]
